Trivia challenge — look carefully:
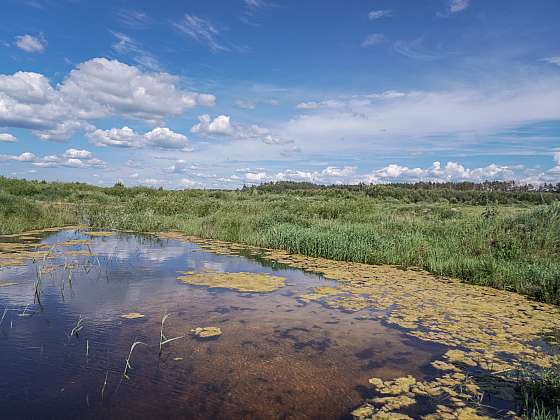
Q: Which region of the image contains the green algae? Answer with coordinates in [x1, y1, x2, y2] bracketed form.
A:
[178, 271, 285, 293]
[162, 233, 560, 419]
[191, 326, 222, 339]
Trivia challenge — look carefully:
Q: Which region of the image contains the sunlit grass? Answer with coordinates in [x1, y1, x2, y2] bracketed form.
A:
[1, 176, 559, 304]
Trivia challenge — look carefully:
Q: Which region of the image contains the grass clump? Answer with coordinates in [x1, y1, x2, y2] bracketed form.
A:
[519, 368, 560, 419]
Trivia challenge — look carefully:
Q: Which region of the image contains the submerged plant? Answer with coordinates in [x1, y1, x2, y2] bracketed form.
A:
[159, 314, 184, 355]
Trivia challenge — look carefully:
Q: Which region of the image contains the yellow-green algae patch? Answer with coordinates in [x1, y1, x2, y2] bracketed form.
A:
[160, 233, 560, 419]
[84, 231, 114, 237]
[178, 271, 285, 293]
[191, 326, 222, 339]
[121, 312, 145, 319]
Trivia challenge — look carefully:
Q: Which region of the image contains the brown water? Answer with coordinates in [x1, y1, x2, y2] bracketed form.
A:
[0, 229, 453, 419]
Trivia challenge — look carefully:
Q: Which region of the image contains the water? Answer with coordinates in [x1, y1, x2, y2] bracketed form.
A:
[0, 230, 446, 419]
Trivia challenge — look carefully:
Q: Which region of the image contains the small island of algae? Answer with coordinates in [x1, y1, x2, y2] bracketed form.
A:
[191, 327, 222, 339]
[121, 312, 145, 320]
[178, 271, 285, 293]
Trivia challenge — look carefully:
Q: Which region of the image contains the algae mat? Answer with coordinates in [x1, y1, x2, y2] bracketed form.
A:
[160, 231, 560, 419]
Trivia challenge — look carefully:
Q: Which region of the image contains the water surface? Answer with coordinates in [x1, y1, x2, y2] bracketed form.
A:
[0, 230, 446, 419]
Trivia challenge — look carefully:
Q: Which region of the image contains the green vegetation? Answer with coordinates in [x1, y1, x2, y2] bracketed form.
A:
[1, 176, 559, 305]
[519, 368, 560, 419]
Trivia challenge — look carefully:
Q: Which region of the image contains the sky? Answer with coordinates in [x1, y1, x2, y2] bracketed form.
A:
[0, 0, 559, 189]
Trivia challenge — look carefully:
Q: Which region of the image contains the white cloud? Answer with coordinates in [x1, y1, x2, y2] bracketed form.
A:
[361, 34, 386, 48]
[110, 32, 161, 71]
[144, 127, 190, 150]
[554, 151, 560, 166]
[296, 100, 344, 110]
[0, 58, 215, 141]
[15, 34, 46, 53]
[364, 161, 513, 183]
[449, 0, 470, 13]
[116, 9, 151, 28]
[87, 126, 189, 150]
[0, 149, 105, 168]
[60, 58, 215, 121]
[368, 10, 392, 20]
[285, 80, 560, 151]
[173, 14, 228, 52]
[244, 0, 267, 9]
[87, 126, 139, 148]
[543, 57, 560, 67]
[0, 133, 17, 142]
[191, 114, 234, 135]
[63, 148, 92, 159]
[190, 114, 290, 145]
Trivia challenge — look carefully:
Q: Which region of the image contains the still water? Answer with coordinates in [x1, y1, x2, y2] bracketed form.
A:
[0, 230, 446, 419]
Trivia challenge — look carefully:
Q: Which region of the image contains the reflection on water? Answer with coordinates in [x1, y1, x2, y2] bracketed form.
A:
[0, 230, 446, 419]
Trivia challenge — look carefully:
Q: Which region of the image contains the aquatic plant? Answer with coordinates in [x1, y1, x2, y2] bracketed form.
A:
[158, 314, 184, 355]
[519, 368, 560, 419]
[191, 327, 222, 339]
[178, 271, 285, 293]
[68, 315, 84, 339]
[122, 340, 146, 380]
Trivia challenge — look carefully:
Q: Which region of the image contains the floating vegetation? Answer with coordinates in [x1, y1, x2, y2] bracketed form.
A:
[167, 234, 560, 418]
[177, 271, 285, 293]
[191, 327, 222, 339]
[84, 231, 114, 237]
[121, 312, 145, 320]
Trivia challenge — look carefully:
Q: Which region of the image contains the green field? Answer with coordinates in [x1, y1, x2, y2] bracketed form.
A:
[1, 176, 559, 306]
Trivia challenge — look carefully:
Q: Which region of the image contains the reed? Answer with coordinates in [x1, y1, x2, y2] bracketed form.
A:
[123, 340, 146, 380]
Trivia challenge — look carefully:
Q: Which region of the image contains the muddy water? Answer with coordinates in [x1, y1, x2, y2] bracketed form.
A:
[0, 230, 445, 420]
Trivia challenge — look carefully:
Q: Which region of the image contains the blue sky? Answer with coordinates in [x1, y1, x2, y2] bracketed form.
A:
[1, 0, 559, 188]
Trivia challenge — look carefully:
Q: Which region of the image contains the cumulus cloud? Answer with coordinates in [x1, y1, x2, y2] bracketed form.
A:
[230, 160, 559, 187]
[0, 149, 105, 168]
[191, 114, 234, 135]
[191, 114, 290, 145]
[364, 161, 513, 183]
[15, 34, 46, 53]
[0, 133, 17, 142]
[87, 126, 190, 150]
[368, 10, 392, 20]
[0, 58, 215, 141]
[236, 166, 357, 185]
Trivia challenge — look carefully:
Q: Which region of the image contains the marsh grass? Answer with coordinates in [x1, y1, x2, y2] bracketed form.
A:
[519, 368, 560, 419]
[1, 177, 559, 304]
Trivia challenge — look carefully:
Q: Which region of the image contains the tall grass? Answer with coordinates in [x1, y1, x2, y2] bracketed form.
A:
[1, 176, 559, 304]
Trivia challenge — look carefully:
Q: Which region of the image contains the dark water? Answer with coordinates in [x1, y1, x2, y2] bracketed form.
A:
[0, 230, 443, 419]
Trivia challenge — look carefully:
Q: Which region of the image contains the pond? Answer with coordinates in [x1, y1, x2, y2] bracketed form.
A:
[0, 229, 558, 419]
